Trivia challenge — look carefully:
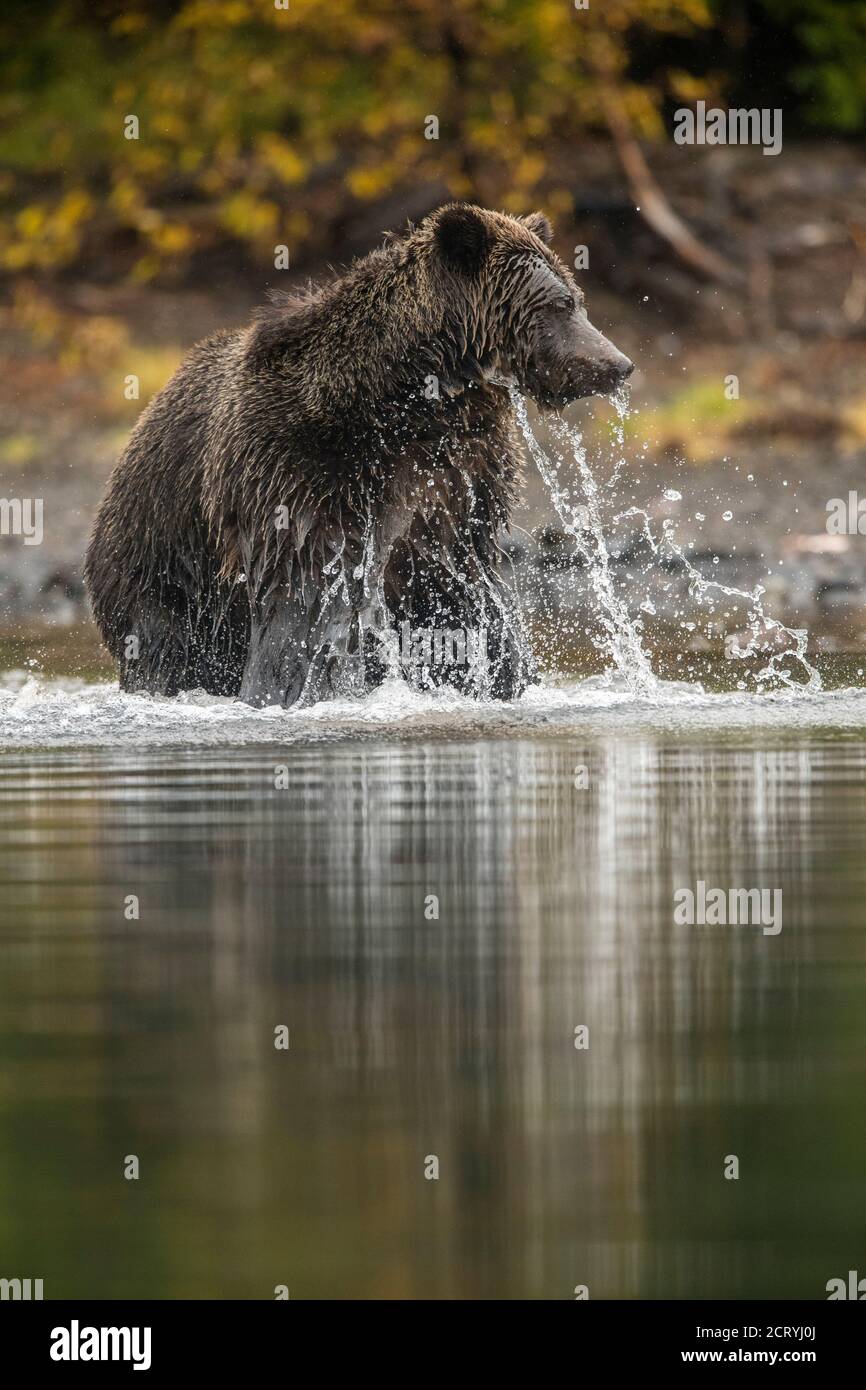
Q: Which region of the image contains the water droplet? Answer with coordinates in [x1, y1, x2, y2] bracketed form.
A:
[723, 510, 733, 521]
[663, 489, 681, 502]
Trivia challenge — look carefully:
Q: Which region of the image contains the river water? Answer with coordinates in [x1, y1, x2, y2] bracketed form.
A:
[1, 674, 865, 1298]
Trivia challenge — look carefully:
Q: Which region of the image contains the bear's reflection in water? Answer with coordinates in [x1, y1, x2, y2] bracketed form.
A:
[0, 734, 863, 1297]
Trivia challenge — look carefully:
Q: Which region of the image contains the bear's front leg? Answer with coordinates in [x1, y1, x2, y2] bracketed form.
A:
[483, 605, 536, 700]
[393, 550, 536, 701]
[240, 582, 369, 709]
[239, 594, 315, 708]
[460, 580, 536, 701]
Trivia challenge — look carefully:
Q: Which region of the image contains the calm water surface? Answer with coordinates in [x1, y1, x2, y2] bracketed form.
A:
[1, 717, 865, 1299]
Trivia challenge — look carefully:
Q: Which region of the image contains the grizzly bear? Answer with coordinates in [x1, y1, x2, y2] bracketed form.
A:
[84, 204, 632, 707]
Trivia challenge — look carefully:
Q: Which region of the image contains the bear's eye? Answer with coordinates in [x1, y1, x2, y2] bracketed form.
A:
[553, 298, 573, 314]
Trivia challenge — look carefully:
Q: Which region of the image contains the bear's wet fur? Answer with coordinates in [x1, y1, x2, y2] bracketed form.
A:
[84, 203, 632, 707]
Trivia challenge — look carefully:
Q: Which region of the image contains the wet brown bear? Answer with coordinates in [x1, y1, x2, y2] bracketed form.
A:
[84, 203, 632, 707]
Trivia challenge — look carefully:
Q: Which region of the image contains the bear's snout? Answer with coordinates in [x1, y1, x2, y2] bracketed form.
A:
[584, 347, 634, 395]
[568, 316, 633, 398]
[525, 308, 634, 408]
[606, 348, 635, 381]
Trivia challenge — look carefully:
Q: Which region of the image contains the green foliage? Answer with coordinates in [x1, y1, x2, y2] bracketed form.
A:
[712, 0, 866, 131]
[781, 0, 866, 130]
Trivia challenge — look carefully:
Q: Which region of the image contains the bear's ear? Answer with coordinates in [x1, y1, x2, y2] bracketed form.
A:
[433, 204, 492, 276]
[522, 211, 554, 246]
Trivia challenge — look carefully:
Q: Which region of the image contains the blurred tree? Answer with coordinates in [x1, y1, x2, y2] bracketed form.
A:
[0, 0, 861, 281]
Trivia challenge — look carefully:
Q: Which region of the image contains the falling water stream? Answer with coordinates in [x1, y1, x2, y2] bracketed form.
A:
[511, 386, 822, 695]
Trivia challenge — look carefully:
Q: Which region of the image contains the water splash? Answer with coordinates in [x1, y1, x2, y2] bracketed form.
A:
[295, 491, 534, 702]
[1, 669, 862, 749]
[512, 387, 656, 694]
[511, 386, 821, 694]
[616, 505, 820, 691]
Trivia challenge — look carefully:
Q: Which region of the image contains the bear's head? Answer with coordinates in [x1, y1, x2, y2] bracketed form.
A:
[421, 203, 633, 409]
